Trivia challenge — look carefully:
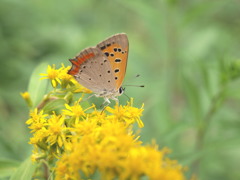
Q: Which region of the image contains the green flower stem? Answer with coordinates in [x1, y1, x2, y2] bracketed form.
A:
[63, 91, 73, 102]
[192, 87, 226, 174]
[37, 94, 58, 111]
[36, 88, 70, 111]
[41, 159, 51, 180]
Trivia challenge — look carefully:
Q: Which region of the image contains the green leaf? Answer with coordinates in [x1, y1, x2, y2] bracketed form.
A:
[0, 158, 20, 178]
[10, 157, 37, 180]
[42, 99, 66, 114]
[28, 63, 49, 108]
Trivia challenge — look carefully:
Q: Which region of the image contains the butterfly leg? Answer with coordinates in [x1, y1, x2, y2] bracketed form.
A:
[104, 98, 111, 104]
[82, 94, 95, 102]
[100, 98, 111, 108]
[111, 97, 119, 106]
[100, 98, 111, 114]
[111, 97, 120, 112]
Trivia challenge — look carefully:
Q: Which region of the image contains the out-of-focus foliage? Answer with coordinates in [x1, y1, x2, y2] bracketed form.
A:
[0, 0, 240, 179]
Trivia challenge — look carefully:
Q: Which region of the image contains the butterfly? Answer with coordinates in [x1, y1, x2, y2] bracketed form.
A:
[68, 33, 129, 104]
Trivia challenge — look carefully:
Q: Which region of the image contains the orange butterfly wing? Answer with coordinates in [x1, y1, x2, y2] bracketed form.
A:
[97, 33, 129, 89]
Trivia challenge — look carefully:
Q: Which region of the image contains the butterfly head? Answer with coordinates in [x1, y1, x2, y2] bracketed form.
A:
[118, 86, 125, 95]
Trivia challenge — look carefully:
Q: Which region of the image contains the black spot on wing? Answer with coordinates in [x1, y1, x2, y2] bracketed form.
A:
[101, 46, 106, 50]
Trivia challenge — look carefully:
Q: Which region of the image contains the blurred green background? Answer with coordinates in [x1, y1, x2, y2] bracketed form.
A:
[1, 0, 240, 179]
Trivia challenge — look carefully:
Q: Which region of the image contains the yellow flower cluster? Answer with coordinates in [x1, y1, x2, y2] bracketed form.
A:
[22, 64, 186, 180]
[27, 99, 184, 180]
[55, 116, 184, 180]
[40, 64, 91, 93]
[27, 99, 144, 159]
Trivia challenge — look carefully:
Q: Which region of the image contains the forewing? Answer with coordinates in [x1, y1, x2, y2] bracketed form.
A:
[68, 47, 116, 93]
[97, 33, 129, 89]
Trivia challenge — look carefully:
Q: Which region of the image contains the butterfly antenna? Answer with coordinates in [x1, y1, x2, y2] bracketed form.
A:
[123, 85, 145, 88]
[124, 74, 144, 87]
[123, 93, 131, 101]
[125, 74, 142, 83]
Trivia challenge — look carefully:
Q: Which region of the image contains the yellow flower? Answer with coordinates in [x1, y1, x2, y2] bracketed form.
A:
[58, 64, 74, 88]
[88, 107, 107, 125]
[40, 63, 92, 92]
[46, 113, 67, 147]
[20, 91, 30, 99]
[72, 116, 98, 136]
[55, 159, 75, 180]
[59, 64, 72, 80]
[62, 99, 94, 122]
[28, 121, 47, 133]
[31, 149, 45, 162]
[29, 127, 48, 145]
[106, 98, 144, 128]
[26, 108, 47, 126]
[40, 65, 61, 88]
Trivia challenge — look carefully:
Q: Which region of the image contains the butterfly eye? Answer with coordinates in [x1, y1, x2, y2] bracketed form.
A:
[119, 87, 124, 94]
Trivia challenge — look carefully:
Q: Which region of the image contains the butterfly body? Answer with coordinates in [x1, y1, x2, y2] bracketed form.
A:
[68, 33, 129, 104]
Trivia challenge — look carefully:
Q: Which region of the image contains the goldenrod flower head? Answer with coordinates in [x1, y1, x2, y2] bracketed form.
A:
[40, 65, 61, 87]
[40, 63, 92, 93]
[46, 113, 67, 147]
[106, 98, 144, 128]
[29, 127, 48, 145]
[58, 64, 74, 88]
[55, 160, 74, 180]
[58, 64, 72, 80]
[62, 103, 84, 120]
[26, 109, 47, 134]
[26, 108, 47, 125]
[31, 149, 45, 162]
[20, 91, 30, 99]
[28, 121, 46, 133]
[88, 107, 107, 125]
[72, 116, 98, 136]
[62, 99, 94, 123]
